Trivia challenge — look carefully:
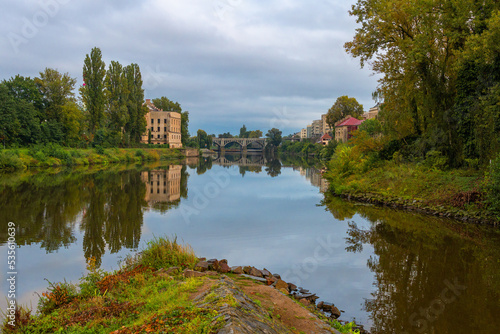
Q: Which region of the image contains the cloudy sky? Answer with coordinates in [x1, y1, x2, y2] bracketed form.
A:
[1, 0, 380, 136]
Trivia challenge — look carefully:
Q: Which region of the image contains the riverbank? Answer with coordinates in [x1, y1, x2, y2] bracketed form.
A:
[0, 146, 199, 171]
[323, 159, 499, 225]
[1, 237, 361, 334]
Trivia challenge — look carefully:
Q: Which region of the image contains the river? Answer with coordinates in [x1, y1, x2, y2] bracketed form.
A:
[1, 155, 499, 333]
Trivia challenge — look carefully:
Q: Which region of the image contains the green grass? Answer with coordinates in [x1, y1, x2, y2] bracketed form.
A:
[0, 146, 186, 171]
[1, 236, 221, 334]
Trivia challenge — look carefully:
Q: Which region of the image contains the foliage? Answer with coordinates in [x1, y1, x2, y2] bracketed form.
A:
[328, 144, 367, 178]
[197, 129, 212, 148]
[38, 279, 78, 315]
[265, 128, 282, 148]
[0, 151, 24, 171]
[345, 0, 500, 166]
[358, 118, 382, 136]
[486, 155, 500, 216]
[329, 319, 361, 334]
[130, 236, 198, 270]
[326, 96, 363, 128]
[81, 47, 106, 135]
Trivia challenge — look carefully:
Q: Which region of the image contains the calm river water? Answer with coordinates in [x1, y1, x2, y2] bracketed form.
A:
[1, 155, 499, 333]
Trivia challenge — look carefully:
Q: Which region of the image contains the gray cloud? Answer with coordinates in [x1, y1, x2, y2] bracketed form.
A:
[0, 0, 379, 135]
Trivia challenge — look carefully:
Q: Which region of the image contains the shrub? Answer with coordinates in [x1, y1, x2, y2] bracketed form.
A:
[94, 145, 105, 155]
[135, 149, 144, 158]
[486, 155, 500, 216]
[130, 236, 198, 270]
[0, 151, 24, 171]
[79, 257, 107, 298]
[38, 279, 77, 315]
[423, 150, 448, 170]
[328, 145, 366, 177]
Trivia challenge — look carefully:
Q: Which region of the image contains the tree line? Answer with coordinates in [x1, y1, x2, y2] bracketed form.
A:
[0, 47, 188, 148]
[345, 0, 500, 167]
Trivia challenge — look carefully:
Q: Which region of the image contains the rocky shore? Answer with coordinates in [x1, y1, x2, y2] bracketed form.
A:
[178, 257, 368, 334]
[337, 192, 498, 226]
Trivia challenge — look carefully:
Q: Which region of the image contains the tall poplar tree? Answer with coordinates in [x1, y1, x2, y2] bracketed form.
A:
[105, 60, 129, 135]
[124, 63, 146, 143]
[81, 47, 106, 136]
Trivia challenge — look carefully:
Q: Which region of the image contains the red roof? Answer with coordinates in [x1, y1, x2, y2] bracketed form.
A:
[336, 117, 363, 127]
[320, 133, 332, 140]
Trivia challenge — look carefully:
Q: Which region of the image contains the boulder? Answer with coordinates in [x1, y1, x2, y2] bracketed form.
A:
[330, 306, 341, 319]
[274, 279, 289, 292]
[249, 267, 264, 278]
[184, 269, 207, 278]
[243, 266, 253, 274]
[273, 273, 281, 279]
[288, 283, 297, 291]
[220, 259, 228, 265]
[194, 261, 209, 272]
[299, 298, 311, 306]
[278, 288, 289, 295]
[260, 268, 271, 277]
[219, 262, 231, 274]
[209, 259, 220, 272]
[231, 266, 243, 274]
[165, 267, 180, 275]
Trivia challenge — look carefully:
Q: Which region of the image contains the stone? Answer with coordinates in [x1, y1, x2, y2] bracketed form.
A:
[219, 262, 231, 274]
[288, 283, 297, 291]
[299, 298, 311, 306]
[243, 266, 252, 275]
[260, 268, 271, 277]
[249, 267, 264, 278]
[321, 302, 333, 312]
[317, 301, 324, 310]
[330, 306, 341, 319]
[231, 266, 243, 274]
[273, 273, 281, 279]
[240, 274, 267, 283]
[278, 288, 289, 295]
[209, 259, 220, 271]
[184, 269, 207, 278]
[165, 266, 180, 275]
[220, 259, 228, 265]
[274, 279, 289, 292]
[266, 276, 277, 285]
[194, 261, 209, 272]
[197, 257, 206, 262]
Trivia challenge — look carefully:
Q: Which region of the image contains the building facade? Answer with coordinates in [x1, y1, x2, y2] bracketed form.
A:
[141, 99, 182, 148]
[334, 116, 364, 143]
[321, 113, 332, 135]
[141, 166, 182, 204]
[312, 119, 322, 137]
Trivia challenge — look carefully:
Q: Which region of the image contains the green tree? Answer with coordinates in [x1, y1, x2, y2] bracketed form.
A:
[266, 128, 282, 148]
[2, 75, 44, 119]
[36, 68, 77, 123]
[105, 60, 129, 135]
[197, 129, 212, 148]
[239, 125, 249, 138]
[0, 85, 21, 146]
[218, 132, 233, 138]
[326, 96, 363, 128]
[359, 119, 382, 136]
[248, 130, 263, 138]
[80, 47, 106, 135]
[124, 64, 146, 143]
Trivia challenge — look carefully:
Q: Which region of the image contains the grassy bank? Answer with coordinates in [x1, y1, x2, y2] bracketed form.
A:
[2, 237, 360, 334]
[0, 145, 186, 171]
[324, 156, 499, 223]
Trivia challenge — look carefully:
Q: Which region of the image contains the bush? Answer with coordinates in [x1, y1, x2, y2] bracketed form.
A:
[38, 279, 77, 315]
[0, 151, 24, 171]
[129, 236, 198, 270]
[135, 149, 144, 158]
[486, 155, 500, 216]
[423, 150, 448, 170]
[94, 145, 105, 155]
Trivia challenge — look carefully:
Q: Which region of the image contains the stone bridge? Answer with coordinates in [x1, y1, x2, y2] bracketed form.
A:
[212, 137, 267, 151]
[213, 155, 267, 167]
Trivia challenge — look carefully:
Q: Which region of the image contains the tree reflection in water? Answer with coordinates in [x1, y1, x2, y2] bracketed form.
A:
[323, 193, 500, 334]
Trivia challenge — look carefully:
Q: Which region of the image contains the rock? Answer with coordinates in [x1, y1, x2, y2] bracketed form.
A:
[320, 302, 333, 312]
[278, 288, 289, 295]
[220, 259, 228, 265]
[260, 268, 271, 277]
[299, 298, 311, 306]
[243, 266, 252, 274]
[241, 274, 267, 284]
[266, 276, 277, 285]
[317, 301, 324, 310]
[197, 257, 206, 262]
[165, 266, 180, 275]
[274, 279, 289, 292]
[208, 259, 220, 271]
[231, 266, 243, 274]
[288, 283, 297, 291]
[194, 261, 209, 272]
[219, 262, 231, 274]
[330, 306, 341, 319]
[273, 273, 281, 279]
[299, 288, 309, 294]
[240, 274, 267, 283]
[249, 267, 264, 278]
[184, 269, 207, 278]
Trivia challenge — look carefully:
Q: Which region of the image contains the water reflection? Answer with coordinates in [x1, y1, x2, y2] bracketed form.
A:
[324, 194, 500, 334]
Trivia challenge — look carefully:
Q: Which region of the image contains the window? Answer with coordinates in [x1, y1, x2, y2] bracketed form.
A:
[157, 127, 160, 132]
[151, 127, 154, 132]
[157, 135, 160, 138]
[164, 127, 166, 132]
[151, 119, 154, 124]
[158, 119, 160, 124]
[164, 119, 167, 124]
[164, 135, 167, 139]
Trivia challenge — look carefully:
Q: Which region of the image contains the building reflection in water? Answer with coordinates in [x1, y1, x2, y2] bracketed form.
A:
[294, 167, 329, 193]
[142, 165, 182, 205]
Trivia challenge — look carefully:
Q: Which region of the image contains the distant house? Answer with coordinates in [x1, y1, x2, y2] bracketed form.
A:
[141, 99, 182, 148]
[361, 104, 380, 120]
[334, 116, 364, 143]
[319, 133, 332, 146]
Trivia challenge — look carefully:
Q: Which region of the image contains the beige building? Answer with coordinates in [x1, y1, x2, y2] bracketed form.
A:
[300, 128, 307, 139]
[141, 166, 182, 204]
[141, 99, 182, 148]
[321, 113, 332, 135]
[362, 104, 380, 120]
[312, 119, 322, 137]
